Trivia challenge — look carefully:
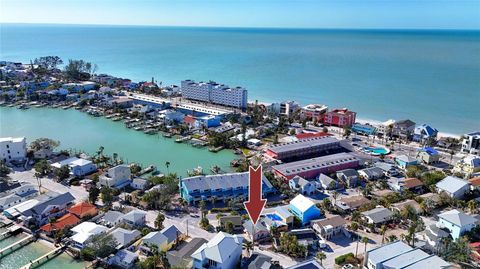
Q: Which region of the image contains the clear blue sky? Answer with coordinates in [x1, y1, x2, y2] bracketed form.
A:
[1, 0, 479, 29]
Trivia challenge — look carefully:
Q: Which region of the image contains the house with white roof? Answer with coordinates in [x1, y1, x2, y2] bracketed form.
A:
[0, 137, 27, 163]
[0, 184, 38, 210]
[51, 157, 97, 177]
[121, 209, 146, 228]
[110, 228, 141, 249]
[108, 249, 138, 269]
[289, 194, 321, 225]
[435, 176, 470, 199]
[98, 164, 132, 189]
[288, 176, 316, 196]
[437, 209, 478, 240]
[70, 221, 108, 249]
[191, 232, 243, 269]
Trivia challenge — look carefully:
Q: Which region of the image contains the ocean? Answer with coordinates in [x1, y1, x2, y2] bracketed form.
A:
[1, 23, 479, 134]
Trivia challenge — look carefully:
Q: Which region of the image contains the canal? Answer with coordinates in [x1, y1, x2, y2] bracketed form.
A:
[0, 106, 235, 177]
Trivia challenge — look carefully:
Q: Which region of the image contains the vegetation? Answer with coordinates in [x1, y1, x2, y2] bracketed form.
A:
[278, 233, 307, 258]
[64, 59, 97, 80]
[0, 160, 11, 178]
[155, 212, 165, 230]
[84, 233, 118, 259]
[33, 56, 63, 70]
[100, 186, 114, 207]
[142, 173, 179, 210]
[88, 185, 100, 204]
[54, 165, 70, 181]
[34, 159, 52, 176]
[335, 253, 355, 265]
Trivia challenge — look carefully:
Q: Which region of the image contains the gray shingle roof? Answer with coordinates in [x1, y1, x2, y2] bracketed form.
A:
[438, 209, 478, 227]
[436, 176, 469, 194]
[181, 172, 273, 192]
[272, 153, 358, 177]
[362, 207, 393, 224]
[267, 136, 339, 154]
[161, 225, 181, 244]
[23, 192, 74, 216]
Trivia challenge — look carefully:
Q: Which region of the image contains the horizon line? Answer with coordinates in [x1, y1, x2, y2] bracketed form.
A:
[1, 21, 479, 32]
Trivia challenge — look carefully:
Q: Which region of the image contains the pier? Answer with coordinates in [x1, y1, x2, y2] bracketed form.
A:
[20, 245, 65, 269]
[0, 225, 22, 240]
[0, 234, 35, 257]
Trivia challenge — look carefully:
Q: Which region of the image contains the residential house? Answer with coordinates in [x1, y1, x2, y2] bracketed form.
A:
[0, 184, 38, 210]
[98, 164, 132, 189]
[289, 194, 321, 225]
[265, 206, 294, 227]
[289, 176, 316, 196]
[67, 201, 98, 219]
[437, 209, 478, 240]
[358, 167, 384, 181]
[416, 147, 441, 164]
[121, 209, 146, 228]
[454, 155, 480, 177]
[388, 177, 424, 193]
[167, 238, 208, 268]
[413, 124, 438, 143]
[142, 225, 182, 251]
[180, 172, 275, 204]
[40, 213, 80, 235]
[22, 192, 75, 226]
[108, 249, 138, 269]
[336, 169, 360, 188]
[362, 207, 394, 226]
[130, 178, 150, 190]
[424, 223, 451, 250]
[374, 162, 400, 177]
[70, 221, 108, 249]
[436, 176, 470, 199]
[469, 177, 480, 192]
[419, 193, 441, 209]
[364, 241, 451, 269]
[191, 232, 243, 269]
[286, 260, 325, 269]
[287, 229, 319, 249]
[100, 210, 125, 227]
[243, 220, 270, 242]
[395, 155, 418, 169]
[392, 119, 416, 140]
[33, 148, 54, 160]
[300, 104, 328, 122]
[335, 195, 370, 212]
[311, 215, 347, 240]
[461, 131, 480, 154]
[219, 216, 243, 232]
[242, 252, 281, 269]
[317, 174, 342, 190]
[391, 200, 423, 215]
[111, 227, 141, 249]
[265, 136, 341, 162]
[51, 157, 97, 177]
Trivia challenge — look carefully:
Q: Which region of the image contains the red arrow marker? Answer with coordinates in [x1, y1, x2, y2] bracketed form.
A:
[244, 165, 267, 225]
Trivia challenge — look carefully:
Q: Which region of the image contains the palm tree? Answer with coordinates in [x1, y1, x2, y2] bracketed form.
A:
[388, 234, 398, 242]
[165, 161, 170, 174]
[467, 200, 477, 214]
[112, 152, 118, 165]
[362, 236, 369, 257]
[331, 190, 339, 205]
[316, 251, 326, 266]
[380, 225, 387, 244]
[243, 240, 254, 257]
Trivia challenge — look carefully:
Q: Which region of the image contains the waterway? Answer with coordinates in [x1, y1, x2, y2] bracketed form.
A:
[0, 235, 84, 269]
[0, 107, 235, 177]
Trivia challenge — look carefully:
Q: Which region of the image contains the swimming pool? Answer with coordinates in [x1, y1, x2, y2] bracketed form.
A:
[266, 213, 283, 221]
[363, 146, 390, 156]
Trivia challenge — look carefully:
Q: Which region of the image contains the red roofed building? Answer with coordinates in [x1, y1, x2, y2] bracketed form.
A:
[183, 115, 196, 127]
[469, 177, 480, 191]
[295, 132, 331, 140]
[324, 108, 356, 128]
[68, 201, 98, 219]
[40, 213, 80, 234]
[470, 242, 480, 264]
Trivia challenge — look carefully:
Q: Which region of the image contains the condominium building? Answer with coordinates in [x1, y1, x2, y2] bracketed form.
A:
[300, 104, 328, 122]
[280, 100, 300, 117]
[323, 108, 356, 127]
[180, 80, 247, 109]
[272, 153, 359, 180]
[462, 131, 480, 154]
[265, 136, 341, 162]
[180, 172, 275, 204]
[0, 137, 27, 163]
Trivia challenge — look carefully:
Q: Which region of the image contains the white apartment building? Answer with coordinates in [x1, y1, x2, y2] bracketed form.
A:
[98, 164, 132, 189]
[180, 80, 247, 109]
[462, 131, 480, 154]
[280, 100, 300, 117]
[0, 137, 27, 163]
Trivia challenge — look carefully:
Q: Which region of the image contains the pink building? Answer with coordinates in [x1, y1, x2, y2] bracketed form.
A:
[324, 108, 357, 127]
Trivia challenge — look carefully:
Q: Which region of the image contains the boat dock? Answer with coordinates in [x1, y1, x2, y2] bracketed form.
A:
[20, 245, 65, 269]
[0, 225, 22, 240]
[0, 234, 35, 257]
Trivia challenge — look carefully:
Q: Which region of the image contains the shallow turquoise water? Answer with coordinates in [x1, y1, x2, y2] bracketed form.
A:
[1, 24, 479, 134]
[0, 107, 235, 177]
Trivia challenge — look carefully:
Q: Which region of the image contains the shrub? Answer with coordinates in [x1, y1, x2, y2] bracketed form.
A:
[335, 253, 354, 265]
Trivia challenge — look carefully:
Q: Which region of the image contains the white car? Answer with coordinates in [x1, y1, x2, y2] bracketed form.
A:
[319, 239, 327, 249]
[342, 264, 354, 269]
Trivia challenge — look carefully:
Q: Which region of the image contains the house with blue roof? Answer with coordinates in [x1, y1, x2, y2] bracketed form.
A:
[413, 124, 438, 143]
[288, 194, 321, 225]
[416, 147, 440, 164]
[352, 123, 376, 136]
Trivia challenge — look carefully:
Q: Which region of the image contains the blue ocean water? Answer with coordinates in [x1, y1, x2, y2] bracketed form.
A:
[1, 24, 479, 134]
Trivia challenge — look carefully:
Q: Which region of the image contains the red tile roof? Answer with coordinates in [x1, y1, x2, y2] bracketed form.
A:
[295, 132, 331, 140]
[40, 213, 80, 232]
[469, 177, 480, 187]
[68, 201, 98, 218]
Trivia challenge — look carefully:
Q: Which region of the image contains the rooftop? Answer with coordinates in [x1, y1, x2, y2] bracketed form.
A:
[267, 136, 339, 154]
[290, 194, 316, 213]
[438, 209, 478, 227]
[181, 172, 273, 193]
[273, 153, 358, 177]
